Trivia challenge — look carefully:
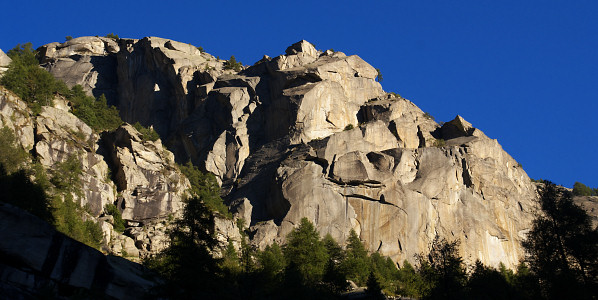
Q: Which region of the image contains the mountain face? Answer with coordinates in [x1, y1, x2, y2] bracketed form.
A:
[8, 36, 538, 269]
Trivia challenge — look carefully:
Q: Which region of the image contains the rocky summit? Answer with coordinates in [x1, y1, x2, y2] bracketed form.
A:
[33, 36, 540, 268]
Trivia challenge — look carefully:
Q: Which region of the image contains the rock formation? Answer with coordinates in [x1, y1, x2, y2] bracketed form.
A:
[101, 124, 189, 222]
[0, 87, 34, 150]
[0, 86, 191, 260]
[0, 48, 11, 76]
[39, 36, 120, 102]
[35, 36, 539, 268]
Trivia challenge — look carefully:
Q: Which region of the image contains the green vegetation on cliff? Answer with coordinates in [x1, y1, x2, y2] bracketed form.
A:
[0, 127, 103, 249]
[70, 86, 122, 132]
[104, 203, 125, 233]
[0, 127, 29, 174]
[132, 122, 160, 142]
[573, 181, 598, 196]
[1, 43, 123, 132]
[224, 55, 243, 72]
[178, 161, 230, 217]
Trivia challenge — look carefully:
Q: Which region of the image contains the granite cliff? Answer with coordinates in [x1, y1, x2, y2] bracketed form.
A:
[2, 36, 540, 273]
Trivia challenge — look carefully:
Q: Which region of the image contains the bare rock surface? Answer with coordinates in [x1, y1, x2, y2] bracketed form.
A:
[0, 48, 11, 75]
[0, 86, 35, 149]
[574, 195, 598, 227]
[232, 113, 537, 268]
[35, 105, 116, 216]
[39, 36, 120, 102]
[102, 123, 189, 222]
[37, 37, 540, 269]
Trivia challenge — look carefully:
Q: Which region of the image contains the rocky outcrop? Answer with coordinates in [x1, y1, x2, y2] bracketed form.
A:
[0, 203, 157, 299]
[102, 124, 189, 222]
[0, 86, 35, 150]
[171, 40, 384, 188]
[39, 36, 120, 102]
[38, 37, 539, 269]
[115, 37, 236, 138]
[35, 105, 116, 216]
[233, 111, 536, 268]
[0, 85, 190, 259]
[0, 49, 11, 75]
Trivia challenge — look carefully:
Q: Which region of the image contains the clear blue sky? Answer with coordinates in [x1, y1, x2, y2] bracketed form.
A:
[2, 1, 596, 188]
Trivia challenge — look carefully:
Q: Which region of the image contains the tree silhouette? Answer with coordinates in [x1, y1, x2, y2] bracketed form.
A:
[322, 234, 349, 293]
[366, 271, 385, 300]
[0, 166, 53, 223]
[522, 181, 598, 299]
[144, 196, 222, 298]
[416, 237, 466, 300]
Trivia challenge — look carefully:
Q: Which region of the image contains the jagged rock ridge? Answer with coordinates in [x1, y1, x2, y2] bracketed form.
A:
[36, 36, 538, 268]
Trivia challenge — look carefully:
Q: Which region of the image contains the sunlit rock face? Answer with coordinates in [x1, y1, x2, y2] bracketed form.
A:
[39, 37, 538, 268]
[102, 123, 189, 222]
[230, 111, 536, 268]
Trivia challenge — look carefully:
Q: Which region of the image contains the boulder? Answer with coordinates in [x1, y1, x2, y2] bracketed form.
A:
[441, 115, 487, 140]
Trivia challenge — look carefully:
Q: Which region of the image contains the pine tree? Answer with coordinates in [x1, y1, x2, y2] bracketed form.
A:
[522, 182, 598, 299]
[322, 234, 348, 293]
[341, 229, 370, 285]
[416, 237, 466, 299]
[366, 271, 385, 300]
[283, 218, 329, 285]
[144, 196, 221, 298]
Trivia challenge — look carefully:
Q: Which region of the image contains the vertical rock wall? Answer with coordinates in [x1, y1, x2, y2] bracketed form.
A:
[37, 37, 539, 268]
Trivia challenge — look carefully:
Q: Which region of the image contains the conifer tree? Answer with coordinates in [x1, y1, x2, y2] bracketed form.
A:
[283, 217, 329, 285]
[522, 181, 598, 299]
[341, 229, 370, 285]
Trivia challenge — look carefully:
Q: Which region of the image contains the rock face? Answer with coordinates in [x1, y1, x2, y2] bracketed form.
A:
[35, 105, 116, 215]
[102, 124, 189, 222]
[39, 36, 120, 102]
[230, 109, 536, 267]
[171, 40, 384, 189]
[0, 203, 157, 299]
[0, 48, 11, 75]
[574, 195, 598, 227]
[38, 36, 538, 268]
[0, 87, 34, 150]
[0, 87, 190, 260]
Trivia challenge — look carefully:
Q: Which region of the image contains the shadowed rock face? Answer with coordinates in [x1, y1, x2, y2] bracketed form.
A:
[39, 37, 538, 268]
[0, 203, 157, 299]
